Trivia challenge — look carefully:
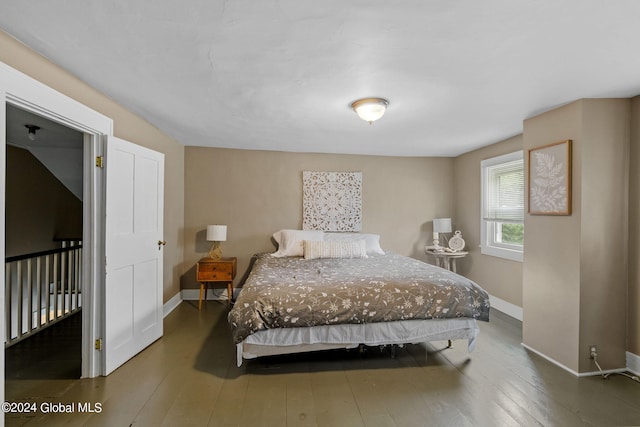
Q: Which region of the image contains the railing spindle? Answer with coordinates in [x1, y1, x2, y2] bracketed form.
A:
[26, 258, 33, 333]
[36, 257, 42, 328]
[16, 261, 23, 340]
[61, 250, 67, 316]
[75, 248, 81, 310]
[5, 265, 11, 344]
[53, 253, 58, 320]
[45, 255, 51, 324]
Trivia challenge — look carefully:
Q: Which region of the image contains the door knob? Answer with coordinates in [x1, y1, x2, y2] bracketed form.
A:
[158, 240, 167, 250]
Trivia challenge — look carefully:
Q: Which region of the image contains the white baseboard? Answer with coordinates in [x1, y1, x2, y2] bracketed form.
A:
[521, 343, 628, 377]
[522, 343, 600, 377]
[162, 288, 231, 317]
[180, 288, 231, 301]
[163, 292, 182, 318]
[521, 343, 580, 376]
[628, 351, 640, 376]
[489, 294, 523, 321]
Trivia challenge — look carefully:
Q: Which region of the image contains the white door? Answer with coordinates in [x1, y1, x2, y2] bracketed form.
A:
[104, 136, 164, 375]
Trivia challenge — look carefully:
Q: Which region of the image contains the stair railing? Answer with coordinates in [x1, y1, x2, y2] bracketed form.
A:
[5, 241, 82, 347]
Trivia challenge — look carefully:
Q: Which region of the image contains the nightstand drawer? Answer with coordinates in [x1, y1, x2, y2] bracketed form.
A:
[197, 266, 232, 281]
[198, 271, 231, 281]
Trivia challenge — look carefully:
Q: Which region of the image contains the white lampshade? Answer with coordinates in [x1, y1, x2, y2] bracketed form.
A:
[206, 225, 227, 242]
[433, 218, 452, 233]
[351, 98, 389, 124]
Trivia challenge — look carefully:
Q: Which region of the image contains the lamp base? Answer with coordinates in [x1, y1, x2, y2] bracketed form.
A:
[208, 242, 223, 260]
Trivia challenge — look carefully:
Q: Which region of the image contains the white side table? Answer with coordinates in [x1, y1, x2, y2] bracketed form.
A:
[425, 249, 468, 273]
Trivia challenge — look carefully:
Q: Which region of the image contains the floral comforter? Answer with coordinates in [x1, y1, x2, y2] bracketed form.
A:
[228, 253, 490, 344]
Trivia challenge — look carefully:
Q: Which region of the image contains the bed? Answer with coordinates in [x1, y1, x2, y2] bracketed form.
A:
[228, 230, 490, 367]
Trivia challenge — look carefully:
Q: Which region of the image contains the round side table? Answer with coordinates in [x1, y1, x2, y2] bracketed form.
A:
[425, 248, 468, 273]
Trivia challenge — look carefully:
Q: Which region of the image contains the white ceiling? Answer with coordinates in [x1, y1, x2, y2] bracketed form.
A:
[2, 1, 640, 157]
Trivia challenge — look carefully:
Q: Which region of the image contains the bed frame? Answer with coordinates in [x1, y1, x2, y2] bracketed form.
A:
[235, 317, 480, 367]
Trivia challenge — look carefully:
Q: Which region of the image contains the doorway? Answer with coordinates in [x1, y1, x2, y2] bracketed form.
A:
[0, 63, 112, 386]
[5, 104, 84, 380]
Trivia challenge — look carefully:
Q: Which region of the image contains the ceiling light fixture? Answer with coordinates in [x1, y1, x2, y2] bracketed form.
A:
[25, 124, 40, 141]
[351, 98, 389, 124]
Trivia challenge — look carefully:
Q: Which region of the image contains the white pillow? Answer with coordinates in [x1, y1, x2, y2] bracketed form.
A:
[323, 232, 385, 256]
[271, 229, 325, 257]
[303, 240, 368, 260]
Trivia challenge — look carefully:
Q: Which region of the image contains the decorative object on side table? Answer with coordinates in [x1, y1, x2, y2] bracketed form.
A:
[448, 230, 466, 252]
[196, 257, 237, 310]
[432, 218, 452, 251]
[206, 224, 227, 259]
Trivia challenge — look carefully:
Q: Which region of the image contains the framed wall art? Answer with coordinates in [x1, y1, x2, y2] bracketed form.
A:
[528, 139, 572, 215]
[302, 171, 362, 231]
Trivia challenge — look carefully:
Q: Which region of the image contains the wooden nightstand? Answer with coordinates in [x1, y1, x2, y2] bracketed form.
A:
[196, 257, 237, 310]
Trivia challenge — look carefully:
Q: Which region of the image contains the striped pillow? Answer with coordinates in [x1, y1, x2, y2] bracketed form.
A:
[303, 240, 368, 260]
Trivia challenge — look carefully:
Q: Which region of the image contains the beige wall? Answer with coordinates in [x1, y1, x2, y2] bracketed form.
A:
[579, 99, 630, 372]
[453, 135, 523, 307]
[522, 99, 629, 373]
[629, 96, 640, 357]
[523, 101, 582, 372]
[183, 147, 454, 289]
[0, 31, 185, 302]
[6, 146, 82, 257]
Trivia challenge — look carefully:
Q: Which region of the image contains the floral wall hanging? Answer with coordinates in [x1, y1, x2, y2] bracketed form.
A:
[528, 140, 572, 215]
[302, 171, 362, 231]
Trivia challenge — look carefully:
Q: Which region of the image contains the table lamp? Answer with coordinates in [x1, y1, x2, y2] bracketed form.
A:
[432, 218, 452, 251]
[206, 225, 227, 259]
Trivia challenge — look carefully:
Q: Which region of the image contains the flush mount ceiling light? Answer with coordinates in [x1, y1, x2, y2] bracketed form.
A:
[351, 98, 389, 124]
[25, 124, 40, 141]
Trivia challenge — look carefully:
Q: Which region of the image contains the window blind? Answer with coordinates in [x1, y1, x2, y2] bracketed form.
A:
[484, 159, 524, 223]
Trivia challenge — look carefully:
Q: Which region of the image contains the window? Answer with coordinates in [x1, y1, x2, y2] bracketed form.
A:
[481, 151, 524, 261]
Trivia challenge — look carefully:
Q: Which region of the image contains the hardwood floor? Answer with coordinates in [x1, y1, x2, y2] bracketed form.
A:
[6, 312, 82, 381]
[5, 301, 640, 426]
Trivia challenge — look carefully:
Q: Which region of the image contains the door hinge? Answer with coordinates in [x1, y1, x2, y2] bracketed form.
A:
[95, 338, 103, 351]
[95, 156, 104, 168]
